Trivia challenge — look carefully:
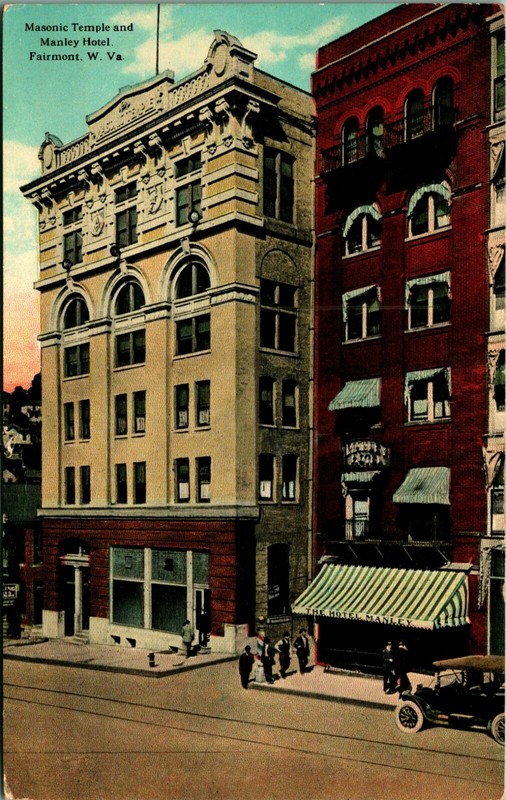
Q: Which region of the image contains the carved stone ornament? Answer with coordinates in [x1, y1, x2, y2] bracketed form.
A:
[90, 163, 104, 184]
[156, 167, 166, 178]
[147, 184, 163, 214]
[140, 170, 151, 185]
[85, 198, 94, 209]
[487, 346, 503, 385]
[148, 133, 163, 156]
[241, 100, 259, 149]
[78, 169, 90, 188]
[481, 446, 504, 490]
[199, 106, 217, 154]
[134, 141, 148, 162]
[215, 98, 233, 147]
[487, 241, 505, 283]
[98, 192, 107, 204]
[91, 208, 105, 236]
[491, 141, 505, 179]
[41, 188, 53, 207]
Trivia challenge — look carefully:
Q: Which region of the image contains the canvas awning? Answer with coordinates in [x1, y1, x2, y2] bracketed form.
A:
[292, 563, 469, 629]
[329, 378, 380, 411]
[393, 466, 450, 505]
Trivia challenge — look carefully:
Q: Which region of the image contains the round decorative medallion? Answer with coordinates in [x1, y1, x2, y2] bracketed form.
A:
[42, 142, 54, 170]
[214, 44, 228, 76]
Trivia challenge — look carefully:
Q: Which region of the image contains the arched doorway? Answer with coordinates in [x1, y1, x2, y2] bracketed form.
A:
[59, 539, 90, 637]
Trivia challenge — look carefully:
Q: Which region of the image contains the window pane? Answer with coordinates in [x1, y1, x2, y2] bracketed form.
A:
[116, 334, 131, 367]
[193, 552, 209, 585]
[260, 280, 277, 306]
[65, 467, 75, 504]
[176, 320, 193, 355]
[434, 195, 450, 228]
[197, 457, 211, 502]
[347, 218, 363, 254]
[151, 549, 186, 584]
[176, 384, 189, 428]
[347, 302, 363, 339]
[133, 330, 146, 363]
[433, 377, 450, 419]
[80, 466, 91, 504]
[410, 286, 428, 327]
[259, 377, 274, 425]
[411, 197, 429, 235]
[259, 454, 273, 500]
[112, 579, 144, 626]
[410, 382, 428, 420]
[116, 464, 127, 503]
[282, 381, 297, 427]
[432, 283, 451, 324]
[112, 547, 144, 579]
[196, 381, 210, 426]
[196, 315, 210, 351]
[134, 391, 146, 433]
[176, 459, 190, 501]
[278, 313, 296, 351]
[64, 403, 75, 440]
[278, 284, 296, 309]
[134, 462, 146, 504]
[367, 297, 381, 336]
[151, 584, 186, 633]
[282, 455, 297, 500]
[176, 265, 194, 299]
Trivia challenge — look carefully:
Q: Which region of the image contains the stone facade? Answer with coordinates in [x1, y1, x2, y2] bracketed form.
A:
[22, 32, 315, 652]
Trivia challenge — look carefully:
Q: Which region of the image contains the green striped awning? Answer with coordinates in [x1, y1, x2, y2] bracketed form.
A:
[292, 563, 469, 629]
[393, 466, 450, 505]
[329, 378, 380, 411]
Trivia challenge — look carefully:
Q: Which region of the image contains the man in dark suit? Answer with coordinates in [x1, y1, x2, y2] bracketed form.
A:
[293, 628, 310, 674]
[238, 645, 255, 688]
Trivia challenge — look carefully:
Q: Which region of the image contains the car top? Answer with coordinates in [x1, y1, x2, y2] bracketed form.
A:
[432, 655, 505, 672]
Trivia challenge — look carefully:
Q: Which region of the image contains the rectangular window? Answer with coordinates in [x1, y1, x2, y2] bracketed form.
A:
[116, 207, 138, 247]
[494, 32, 505, 121]
[263, 148, 294, 223]
[176, 182, 202, 227]
[282, 454, 297, 501]
[176, 314, 210, 355]
[116, 463, 127, 503]
[175, 384, 189, 429]
[64, 402, 75, 441]
[134, 462, 146, 504]
[175, 154, 202, 178]
[175, 458, 190, 502]
[282, 380, 297, 427]
[63, 206, 82, 226]
[115, 394, 127, 435]
[408, 372, 451, 422]
[79, 399, 90, 439]
[111, 546, 144, 627]
[409, 280, 451, 329]
[64, 343, 89, 377]
[196, 381, 210, 427]
[259, 453, 274, 501]
[115, 330, 145, 367]
[259, 377, 275, 425]
[80, 465, 91, 504]
[260, 280, 297, 352]
[65, 466, 75, 504]
[115, 182, 138, 203]
[133, 391, 146, 433]
[197, 457, 211, 503]
[63, 230, 83, 265]
[345, 289, 381, 341]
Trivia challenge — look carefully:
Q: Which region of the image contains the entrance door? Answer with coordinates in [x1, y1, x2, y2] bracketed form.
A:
[62, 566, 75, 636]
[82, 568, 90, 631]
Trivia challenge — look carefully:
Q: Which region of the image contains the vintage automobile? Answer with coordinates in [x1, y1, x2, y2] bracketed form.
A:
[395, 655, 505, 745]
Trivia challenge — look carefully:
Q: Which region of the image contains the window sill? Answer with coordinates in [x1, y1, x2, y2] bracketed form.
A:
[405, 418, 451, 427]
[281, 500, 299, 506]
[405, 322, 451, 334]
[174, 428, 189, 434]
[173, 349, 211, 361]
[114, 434, 128, 440]
[259, 347, 299, 358]
[114, 362, 146, 372]
[63, 374, 90, 382]
[132, 432, 145, 438]
[258, 499, 276, 504]
[195, 425, 211, 432]
[259, 423, 276, 429]
[342, 335, 381, 344]
[405, 226, 451, 243]
[280, 425, 299, 431]
[342, 246, 381, 260]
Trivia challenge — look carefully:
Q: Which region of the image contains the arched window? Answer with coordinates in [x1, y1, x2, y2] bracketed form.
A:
[62, 296, 89, 330]
[342, 117, 359, 165]
[405, 90, 424, 140]
[343, 205, 381, 255]
[366, 107, 384, 157]
[408, 184, 451, 236]
[175, 261, 210, 299]
[115, 281, 145, 315]
[433, 77, 453, 129]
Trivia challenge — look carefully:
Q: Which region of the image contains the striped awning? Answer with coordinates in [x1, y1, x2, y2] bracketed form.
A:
[329, 378, 380, 411]
[292, 563, 469, 629]
[393, 466, 450, 505]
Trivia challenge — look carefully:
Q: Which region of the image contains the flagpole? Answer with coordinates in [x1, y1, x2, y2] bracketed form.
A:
[156, 4, 161, 75]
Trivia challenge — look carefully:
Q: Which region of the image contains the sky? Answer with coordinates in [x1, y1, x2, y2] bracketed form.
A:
[3, 1, 398, 391]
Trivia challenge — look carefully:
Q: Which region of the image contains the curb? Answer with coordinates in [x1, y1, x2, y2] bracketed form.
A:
[249, 681, 394, 711]
[3, 651, 237, 678]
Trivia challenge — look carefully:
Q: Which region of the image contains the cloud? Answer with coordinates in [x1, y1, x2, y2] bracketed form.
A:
[299, 52, 316, 72]
[242, 16, 345, 66]
[3, 140, 40, 194]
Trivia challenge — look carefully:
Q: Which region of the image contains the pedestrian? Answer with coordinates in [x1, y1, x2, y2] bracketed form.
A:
[275, 631, 291, 679]
[382, 641, 396, 694]
[261, 636, 275, 683]
[293, 628, 310, 674]
[198, 608, 210, 647]
[394, 641, 412, 694]
[180, 618, 194, 658]
[238, 645, 255, 689]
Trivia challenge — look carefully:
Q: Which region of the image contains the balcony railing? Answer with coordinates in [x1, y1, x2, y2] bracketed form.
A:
[320, 106, 456, 175]
[345, 518, 369, 540]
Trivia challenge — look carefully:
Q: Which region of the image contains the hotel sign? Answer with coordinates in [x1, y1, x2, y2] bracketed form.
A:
[343, 440, 390, 469]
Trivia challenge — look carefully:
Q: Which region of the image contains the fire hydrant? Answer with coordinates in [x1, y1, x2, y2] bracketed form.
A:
[148, 652, 156, 668]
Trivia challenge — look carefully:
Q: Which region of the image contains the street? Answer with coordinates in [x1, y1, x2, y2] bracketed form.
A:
[3, 659, 504, 800]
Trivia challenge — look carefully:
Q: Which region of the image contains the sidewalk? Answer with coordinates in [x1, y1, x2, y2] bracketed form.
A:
[3, 636, 433, 708]
[3, 636, 236, 678]
[250, 663, 433, 711]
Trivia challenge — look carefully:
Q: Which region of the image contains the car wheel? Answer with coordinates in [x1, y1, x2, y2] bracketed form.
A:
[395, 700, 424, 734]
[489, 713, 505, 746]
